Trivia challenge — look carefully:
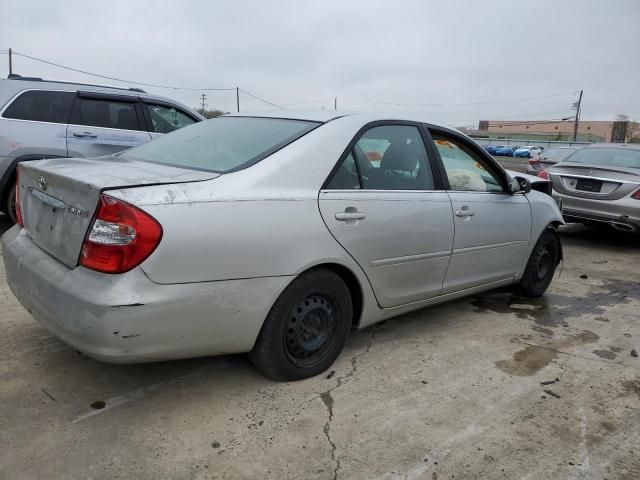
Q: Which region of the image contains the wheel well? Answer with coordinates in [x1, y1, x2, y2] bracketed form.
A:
[546, 222, 563, 264]
[306, 263, 364, 329]
[0, 169, 17, 213]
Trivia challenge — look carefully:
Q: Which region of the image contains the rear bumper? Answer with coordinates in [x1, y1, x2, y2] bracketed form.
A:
[2, 226, 292, 363]
[552, 191, 640, 232]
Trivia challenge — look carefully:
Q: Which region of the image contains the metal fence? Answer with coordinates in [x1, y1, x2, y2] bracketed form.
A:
[470, 137, 593, 150]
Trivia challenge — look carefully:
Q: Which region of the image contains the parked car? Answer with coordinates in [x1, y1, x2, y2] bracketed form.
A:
[483, 144, 498, 155]
[545, 143, 640, 233]
[494, 145, 515, 156]
[514, 145, 543, 158]
[0, 74, 204, 223]
[526, 146, 580, 175]
[2, 112, 564, 381]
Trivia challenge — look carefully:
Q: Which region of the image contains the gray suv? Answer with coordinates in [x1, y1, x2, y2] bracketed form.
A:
[0, 74, 204, 222]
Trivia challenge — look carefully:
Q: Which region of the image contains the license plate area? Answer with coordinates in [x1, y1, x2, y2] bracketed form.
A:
[576, 178, 602, 193]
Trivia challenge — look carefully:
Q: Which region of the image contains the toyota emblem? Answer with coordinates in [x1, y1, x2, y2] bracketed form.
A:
[37, 175, 48, 191]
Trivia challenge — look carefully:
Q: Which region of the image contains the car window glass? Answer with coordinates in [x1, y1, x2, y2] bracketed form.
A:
[71, 98, 140, 130]
[144, 103, 196, 133]
[432, 135, 504, 192]
[3, 90, 75, 123]
[349, 125, 434, 190]
[326, 153, 360, 189]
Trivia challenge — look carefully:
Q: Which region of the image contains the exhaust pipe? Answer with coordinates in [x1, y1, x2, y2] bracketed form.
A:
[608, 221, 637, 233]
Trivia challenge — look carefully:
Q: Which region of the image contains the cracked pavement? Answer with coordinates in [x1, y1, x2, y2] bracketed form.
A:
[1, 216, 640, 480]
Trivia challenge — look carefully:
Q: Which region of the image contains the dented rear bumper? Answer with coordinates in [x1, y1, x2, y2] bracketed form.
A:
[2, 226, 291, 363]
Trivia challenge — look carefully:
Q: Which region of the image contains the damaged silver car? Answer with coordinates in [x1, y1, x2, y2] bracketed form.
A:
[2, 111, 564, 380]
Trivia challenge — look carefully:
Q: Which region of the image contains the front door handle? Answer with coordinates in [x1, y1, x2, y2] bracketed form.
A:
[72, 132, 97, 138]
[335, 211, 366, 221]
[455, 209, 475, 217]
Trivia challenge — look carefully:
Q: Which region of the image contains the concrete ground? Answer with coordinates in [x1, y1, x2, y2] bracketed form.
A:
[1, 213, 639, 480]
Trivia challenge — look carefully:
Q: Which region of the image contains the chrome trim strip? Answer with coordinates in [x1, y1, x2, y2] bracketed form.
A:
[370, 250, 450, 267]
[29, 188, 66, 209]
[552, 172, 640, 185]
[452, 240, 529, 255]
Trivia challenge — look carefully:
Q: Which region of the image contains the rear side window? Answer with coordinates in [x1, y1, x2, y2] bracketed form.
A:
[123, 116, 319, 173]
[2, 90, 75, 123]
[144, 103, 197, 133]
[70, 98, 141, 131]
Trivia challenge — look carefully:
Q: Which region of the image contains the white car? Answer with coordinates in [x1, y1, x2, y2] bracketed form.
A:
[514, 145, 544, 158]
[2, 111, 564, 380]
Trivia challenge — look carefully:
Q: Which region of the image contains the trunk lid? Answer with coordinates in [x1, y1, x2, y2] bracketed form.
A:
[19, 156, 218, 268]
[549, 162, 640, 201]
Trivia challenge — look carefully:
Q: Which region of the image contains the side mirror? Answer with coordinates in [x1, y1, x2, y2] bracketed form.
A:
[508, 176, 532, 194]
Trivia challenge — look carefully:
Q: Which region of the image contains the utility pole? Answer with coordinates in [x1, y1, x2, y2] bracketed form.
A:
[334, 97, 337, 110]
[573, 90, 583, 141]
[8, 48, 12, 75]
[200, 93, 207, 112]
[236, 87, 240, 113]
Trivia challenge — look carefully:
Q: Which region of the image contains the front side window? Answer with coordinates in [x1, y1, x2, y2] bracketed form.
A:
[70, 98, 140, 130]
[432, 134, 504, 192]
[326, 125, 435, 190]
[144, 103, 197, 133]
[123, 116, 319, 173]
[2, 90, 75, 123]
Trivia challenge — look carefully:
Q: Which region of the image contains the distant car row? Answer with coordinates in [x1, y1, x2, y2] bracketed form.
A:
[483, 144, 543, 158]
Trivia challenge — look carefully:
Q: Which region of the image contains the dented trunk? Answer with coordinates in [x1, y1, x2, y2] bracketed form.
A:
[18, 156, 218, 268]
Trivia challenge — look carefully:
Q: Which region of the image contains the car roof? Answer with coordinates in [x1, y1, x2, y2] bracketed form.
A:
[1, 75, 199, 114]
[583, 142, 640, 151]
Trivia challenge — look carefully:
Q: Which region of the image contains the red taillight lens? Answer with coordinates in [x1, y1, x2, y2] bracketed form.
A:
[80, 194, 162, 274]
[15, 166, 23, 227]
[537, 169, 550, 180]
[632, 188, 640, 200]
[528, 158, 541, 169]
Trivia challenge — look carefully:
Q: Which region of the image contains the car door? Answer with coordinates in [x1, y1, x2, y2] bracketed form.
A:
[319, 123, 454, 308]
[141, 100, 200, 140]
[428, 129, 532, 293]
[66, 92, 151, 157]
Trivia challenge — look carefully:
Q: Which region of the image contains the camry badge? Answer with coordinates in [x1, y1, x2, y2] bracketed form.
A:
[37, 175, 48, 191]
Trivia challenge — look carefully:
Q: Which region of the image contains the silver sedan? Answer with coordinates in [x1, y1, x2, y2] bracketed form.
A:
[2, 111, 564, 380]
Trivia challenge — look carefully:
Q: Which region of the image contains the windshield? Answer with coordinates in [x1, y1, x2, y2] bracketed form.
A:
[564, 147, 640, 169]
[122, 116, 320, 173]
[543, 147, 577, 161]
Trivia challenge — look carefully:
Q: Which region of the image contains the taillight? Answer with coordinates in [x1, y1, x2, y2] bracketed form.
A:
[632, 188, 640, 200]
[15, 166, 23, 227]
[537, 169, 550, 180]
[80, 194, 162, 274]
[528, 158, 541, 170]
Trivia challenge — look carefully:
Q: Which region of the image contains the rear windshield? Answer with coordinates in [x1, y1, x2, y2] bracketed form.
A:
[565, 147, 640, 169]
[122, 116, 320, 173]
[542, 147, 577, 161]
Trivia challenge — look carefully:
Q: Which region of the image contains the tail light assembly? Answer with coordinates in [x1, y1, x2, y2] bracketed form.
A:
[80, 194, 162, 274]
[15, 166, 23, 227]
[528, 158, 542, 170]
[632, 188, 640, 200]
[537, 169, 550, 180]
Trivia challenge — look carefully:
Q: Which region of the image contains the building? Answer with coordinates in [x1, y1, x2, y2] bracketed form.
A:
[467, 119, 640, 143]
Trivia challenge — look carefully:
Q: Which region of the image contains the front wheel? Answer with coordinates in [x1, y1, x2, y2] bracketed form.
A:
[515, 230, 560, 297]
[249, 269, 353, 381]
[5, 183, 17, 224]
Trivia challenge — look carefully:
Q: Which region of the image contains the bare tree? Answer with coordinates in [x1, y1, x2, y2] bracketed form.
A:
[195, 108, 226, 119]
[614, 114, 639, 142]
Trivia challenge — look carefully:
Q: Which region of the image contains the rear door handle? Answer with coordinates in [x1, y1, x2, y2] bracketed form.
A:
[335, 212, 366, 221]
[455, 209, 475, 217]
[72, 132, 97, 138]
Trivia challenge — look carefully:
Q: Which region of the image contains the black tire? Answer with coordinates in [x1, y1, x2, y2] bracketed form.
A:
[5, 183, 17, 224]
[249, 269, 353, 381]
[515, 230, 560, 298]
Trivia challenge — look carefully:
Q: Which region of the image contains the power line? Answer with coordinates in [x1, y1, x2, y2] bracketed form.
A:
[10, 50, 236, 91]
[340, 91, 578, 108]
[238, 88, 285, 109]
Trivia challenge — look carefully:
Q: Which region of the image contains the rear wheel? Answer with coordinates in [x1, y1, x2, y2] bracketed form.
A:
[249, 269, 353, 381]
[515, 230, 559, 297]
[5, 183, 17, 224]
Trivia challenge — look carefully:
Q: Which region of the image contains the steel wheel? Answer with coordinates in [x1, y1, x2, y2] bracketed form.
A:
[284, 293, 337, 368]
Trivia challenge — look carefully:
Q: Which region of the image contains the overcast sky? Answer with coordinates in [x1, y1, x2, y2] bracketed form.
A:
[1, 0, 639, 127]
